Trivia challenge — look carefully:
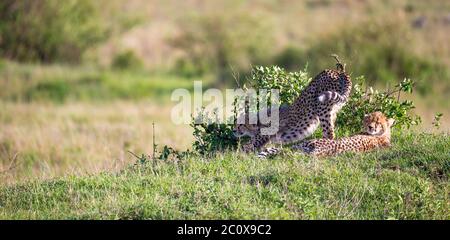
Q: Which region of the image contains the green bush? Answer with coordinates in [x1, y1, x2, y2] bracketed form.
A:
[0, 0, 110, 63]
[191, 118, 238, 156]
[191, 65, 421, 154]
[336, 76, 421, 135]
[111, 50, 144, 71]
[248, 65, 310, 105]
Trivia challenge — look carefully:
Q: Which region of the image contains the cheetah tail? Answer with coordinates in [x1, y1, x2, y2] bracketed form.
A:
[331, 54, 346, 73]
[318, 91, 345, 104]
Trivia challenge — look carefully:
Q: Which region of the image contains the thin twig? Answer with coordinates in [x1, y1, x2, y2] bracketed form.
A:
[229, 64, 241, 88]
[386, 82, 391, 96]
[127, 150, 141, 160]
[0, 153, 19, 175]
[383, 84, 402, 100]
[152, 122, 156, 160]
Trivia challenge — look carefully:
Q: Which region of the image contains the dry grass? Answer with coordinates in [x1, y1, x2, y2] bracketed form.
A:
[0, 101, 193, 185]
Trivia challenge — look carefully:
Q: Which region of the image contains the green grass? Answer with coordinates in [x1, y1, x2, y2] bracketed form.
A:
[0, 61, 200, 103]
[1, 133, 448, 220]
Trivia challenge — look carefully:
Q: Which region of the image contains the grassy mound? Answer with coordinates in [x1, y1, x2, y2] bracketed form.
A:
[0, 133, 448, 220]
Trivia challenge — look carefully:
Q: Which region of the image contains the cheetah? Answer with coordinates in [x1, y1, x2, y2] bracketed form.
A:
[293, 111, 395, 156]
[258, 111, 395, 158]
[233, 56, 352, 153]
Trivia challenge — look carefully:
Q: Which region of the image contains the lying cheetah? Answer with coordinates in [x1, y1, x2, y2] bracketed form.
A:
[259, 112, 394, 158]
[294, 111, 394, 156]
[233, 56, 352, 153]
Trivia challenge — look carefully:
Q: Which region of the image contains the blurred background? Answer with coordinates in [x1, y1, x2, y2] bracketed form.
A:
[0, 0, 449, 184]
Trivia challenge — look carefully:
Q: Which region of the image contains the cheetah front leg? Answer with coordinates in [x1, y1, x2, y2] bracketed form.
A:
[242, 142, 255, 153]
[241, 134, 270, 153]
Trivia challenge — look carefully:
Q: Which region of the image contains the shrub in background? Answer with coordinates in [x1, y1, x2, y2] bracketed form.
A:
[111, 50, 144, 71]
[0, 0, 142, 63]
[273, 19, 449, 96]
[170, 11, 275, 85]
[274, 46, 305, 72]
[172, 58, 208, 78]
[0, 0, 109, 63]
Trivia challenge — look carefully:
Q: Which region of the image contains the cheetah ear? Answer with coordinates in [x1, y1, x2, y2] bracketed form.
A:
[388, 118, 395, 127]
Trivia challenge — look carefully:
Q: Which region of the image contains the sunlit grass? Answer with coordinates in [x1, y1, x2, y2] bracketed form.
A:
[0, 133, 448, 219]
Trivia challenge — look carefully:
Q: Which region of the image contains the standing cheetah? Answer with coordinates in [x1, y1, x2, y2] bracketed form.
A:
[233, 56, 352, 153]
[292, 111, 395, 157]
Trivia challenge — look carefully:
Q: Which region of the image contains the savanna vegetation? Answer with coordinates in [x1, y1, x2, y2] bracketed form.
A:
[1, 133, 448, 219]
[0, 0, 449, 219]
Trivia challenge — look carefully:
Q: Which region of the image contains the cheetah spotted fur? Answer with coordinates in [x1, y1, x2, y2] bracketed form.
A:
[258, 111, 395, 158]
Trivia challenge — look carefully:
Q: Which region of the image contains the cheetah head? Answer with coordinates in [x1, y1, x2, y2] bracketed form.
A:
[232, 114, 259, 138]
[363, 111, 395, 136]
